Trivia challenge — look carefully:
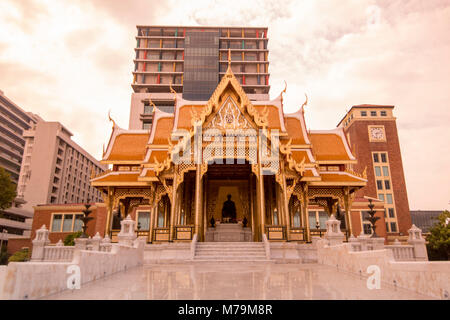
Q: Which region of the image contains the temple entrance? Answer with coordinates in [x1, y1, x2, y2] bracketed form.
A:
[204, 162, 255, 242]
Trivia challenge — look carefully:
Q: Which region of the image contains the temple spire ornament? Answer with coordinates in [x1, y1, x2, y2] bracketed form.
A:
[108, 110, 117, 129]
[280, 80, 287, 105]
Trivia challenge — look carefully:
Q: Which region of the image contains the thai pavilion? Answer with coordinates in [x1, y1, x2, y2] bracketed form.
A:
[91, 64, 367, 243]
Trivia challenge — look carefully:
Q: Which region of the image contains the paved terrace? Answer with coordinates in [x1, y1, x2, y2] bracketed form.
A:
[44, 263, 432, 300]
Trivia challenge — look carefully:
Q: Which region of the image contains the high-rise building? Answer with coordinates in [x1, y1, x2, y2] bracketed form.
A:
[16, 121, 107, 211]
[129, 26, 270, 130]
[337, 104, 412, 236]
[0, 90, 39, 184]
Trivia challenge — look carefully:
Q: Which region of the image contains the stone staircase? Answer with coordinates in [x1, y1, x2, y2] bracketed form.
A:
[193, 242, 270, 262]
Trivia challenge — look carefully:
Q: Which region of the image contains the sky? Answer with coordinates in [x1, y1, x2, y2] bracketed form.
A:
[0, 0, 449, 210]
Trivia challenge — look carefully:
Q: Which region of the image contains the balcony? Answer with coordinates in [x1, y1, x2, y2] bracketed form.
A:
[0, 217, 31, 230]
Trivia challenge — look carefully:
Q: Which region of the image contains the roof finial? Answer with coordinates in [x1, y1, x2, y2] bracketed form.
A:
[169, 83, 177, 104]
[281, 80, 287, 105]
[148, 97, 156, 113]
[108, 110, 117, 129]
[301, 93, 308, 113]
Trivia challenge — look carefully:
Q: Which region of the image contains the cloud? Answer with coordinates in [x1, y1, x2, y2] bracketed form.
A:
[0, 0, 449, 210]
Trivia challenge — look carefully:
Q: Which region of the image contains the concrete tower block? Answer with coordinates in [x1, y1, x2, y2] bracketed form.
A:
[325, 215, 345, 246]
[118, 215, 137, 246]
[31, 225, 50, 261]
[408, 224, 428, 261]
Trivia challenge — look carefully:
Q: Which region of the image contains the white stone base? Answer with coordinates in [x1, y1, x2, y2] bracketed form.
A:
[205, 223, 252, 242]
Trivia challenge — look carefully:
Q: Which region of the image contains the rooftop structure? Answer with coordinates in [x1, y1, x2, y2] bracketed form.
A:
[129, 26, 270, 130]
[0, 90, 40, 184]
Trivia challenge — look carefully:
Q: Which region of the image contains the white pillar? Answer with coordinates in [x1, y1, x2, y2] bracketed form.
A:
[117, 214, 137, 246]
[31, 225, 50, 261]
[408, 224, 428, 261]
[324, 215, 344, 246]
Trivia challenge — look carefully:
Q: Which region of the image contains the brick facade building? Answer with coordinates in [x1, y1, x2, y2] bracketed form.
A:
[338, 105, 411, 236]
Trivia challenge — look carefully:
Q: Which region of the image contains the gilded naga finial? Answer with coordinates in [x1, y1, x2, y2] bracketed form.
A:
[281, 80, 287, 105]
[302, 93, 308, 109]
[148, 98, 156, 113]
[169, 83, 177, 104]
[108, 110, 117, 129]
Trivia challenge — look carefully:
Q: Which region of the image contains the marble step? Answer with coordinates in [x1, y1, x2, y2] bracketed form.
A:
[195, 247, 265, 252]
[194, 255, 268, 260]
[195, 251, 266, 257]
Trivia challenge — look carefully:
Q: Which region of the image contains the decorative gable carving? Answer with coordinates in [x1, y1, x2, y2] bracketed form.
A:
[205, 96, 252, 130]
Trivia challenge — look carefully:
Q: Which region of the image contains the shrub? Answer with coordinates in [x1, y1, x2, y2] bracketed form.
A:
[8, 248, 30, 263]
[64, 231, 83, 246]
[426, 210, 450, 261]
[0, 247, 9, 265]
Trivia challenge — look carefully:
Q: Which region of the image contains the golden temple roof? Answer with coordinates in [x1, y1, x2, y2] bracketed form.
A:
[93, 65, 365, 188]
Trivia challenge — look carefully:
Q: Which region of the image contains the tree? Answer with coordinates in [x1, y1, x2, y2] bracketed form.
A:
[426, 210, 450, 261]
[0, 167, 17, 210]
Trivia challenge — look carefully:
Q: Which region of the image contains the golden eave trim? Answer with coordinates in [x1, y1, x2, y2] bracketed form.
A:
[91, 182, 150, 187]
[316, 160, 357, 164]
[101, 160, 144, 165]
[309, 181, 366, 186]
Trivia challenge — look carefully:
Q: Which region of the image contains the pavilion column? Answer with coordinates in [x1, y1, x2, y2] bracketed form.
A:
[194, 164, 203, 241]
[169, 167, 178, 241]
[149, 205, 156, 243]
[202, 175, 207, 237]
[104, 187, 114, 237]
[257, 134, 266, 240]
[280, 161, 290, 240]
[343, 187, 353, 236]
[249, 174, 256, 241]
[301, 183, 310, 242]
[257, 170, 266, 240]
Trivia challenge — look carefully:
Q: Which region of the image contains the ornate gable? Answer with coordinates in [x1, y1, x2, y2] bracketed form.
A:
[204, 95, 254, 131]
[190, 63, 268, 129]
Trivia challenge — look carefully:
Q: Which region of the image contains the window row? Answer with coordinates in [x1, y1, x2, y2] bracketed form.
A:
[374, 166, 389, 177]
[51, 213, 84, 232]
[376, 179, 391, 190]
[360, 110, 387, 117]
[373, 152, 388, 163]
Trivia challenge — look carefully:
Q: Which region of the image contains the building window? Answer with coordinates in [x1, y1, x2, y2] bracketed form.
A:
[361, 212, 372, 235]
[382, 166, 389, 176]
[375, 167, 381, 176]
[142, 122, 152, 130]
[143, 104, 153, 114]
[137, 211, 150, 231]
[361, 111, 367, 116]
[386, 222, 390, 232]
[386, 194, 393, 204]
[318, 211, 328, 229]
[388, 208, 395, 218]
[308, 211, 316, 229]
[376, 180, 383, 190]
[62, 214, 73, 232]
[157, 211, 164, 227]
[384, 180, 391, 190]
[381, 111, 387, 116]
[390, 222, 397, 232]
[51, 213, 84, 232]
[51, 214, 63, 232]
[378, 194, 385, 202]
[381, 153, 387, 163]
[370, 111, 377, 116]
[293, 211, 301, 228]
[373, 153, 379, 163]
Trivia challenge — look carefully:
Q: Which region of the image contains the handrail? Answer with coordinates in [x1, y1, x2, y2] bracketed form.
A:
[262, 233, 271, 260]
[190, 233, 198, 260]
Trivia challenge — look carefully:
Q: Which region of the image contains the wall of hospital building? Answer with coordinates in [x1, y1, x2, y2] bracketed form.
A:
[342, 108, 411, 236]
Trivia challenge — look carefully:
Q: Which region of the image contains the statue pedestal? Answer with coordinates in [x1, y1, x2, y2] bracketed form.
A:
[205, 222, 252, 242]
